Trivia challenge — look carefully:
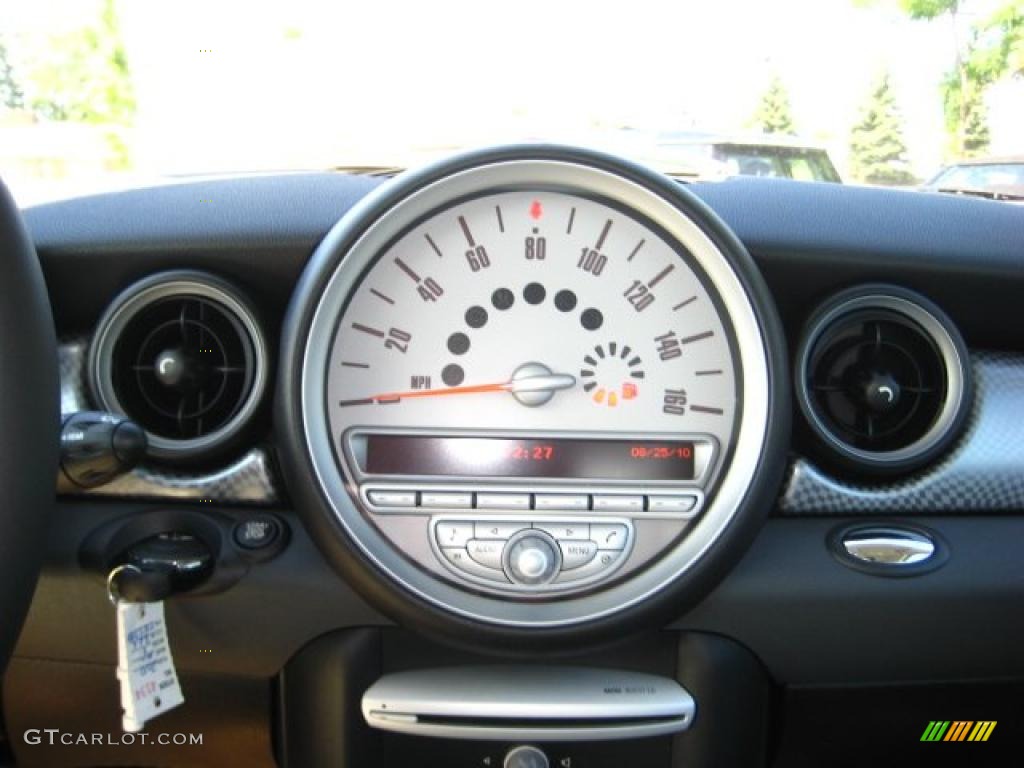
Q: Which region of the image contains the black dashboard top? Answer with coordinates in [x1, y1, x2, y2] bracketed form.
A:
[23, 172, 1023, 349]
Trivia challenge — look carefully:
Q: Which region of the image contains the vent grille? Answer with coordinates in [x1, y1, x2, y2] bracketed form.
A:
[806, 312, 945, 452]
[90, 272, 267, 461]
[797, 289, 969, 472]
[111, 296, 255, 440]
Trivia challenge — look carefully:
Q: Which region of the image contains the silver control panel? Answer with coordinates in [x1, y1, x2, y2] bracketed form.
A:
[429, 515, 633, 592]
[360, 484, 702, 593]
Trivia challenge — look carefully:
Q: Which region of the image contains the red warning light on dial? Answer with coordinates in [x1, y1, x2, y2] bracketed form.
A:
[529, 200, 543, 220]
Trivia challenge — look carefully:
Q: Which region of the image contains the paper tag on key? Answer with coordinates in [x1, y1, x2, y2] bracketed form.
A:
[115, 600, 184, 732]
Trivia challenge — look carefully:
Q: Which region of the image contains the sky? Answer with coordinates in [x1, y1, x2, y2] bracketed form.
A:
[4, 0, 1023, 186]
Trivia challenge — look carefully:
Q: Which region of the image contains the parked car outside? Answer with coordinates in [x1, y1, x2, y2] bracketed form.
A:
[922, 155, 1024, 203]
[644, 131, 843, 183]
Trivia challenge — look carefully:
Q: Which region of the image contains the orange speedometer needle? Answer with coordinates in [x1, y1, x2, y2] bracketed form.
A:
[339, 369, 577, 407]
[375, 381, 513, 401]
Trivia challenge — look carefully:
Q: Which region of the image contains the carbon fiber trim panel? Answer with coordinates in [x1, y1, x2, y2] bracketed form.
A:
[781, 352, 1023, 515]
[59, 337, 92, 414]
[59, 337, 280, 506]
[63, 331, 1016, 513]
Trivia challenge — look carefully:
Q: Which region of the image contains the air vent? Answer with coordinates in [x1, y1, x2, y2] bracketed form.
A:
[90, 272, 268, 462]
[796, 287, 970, 473]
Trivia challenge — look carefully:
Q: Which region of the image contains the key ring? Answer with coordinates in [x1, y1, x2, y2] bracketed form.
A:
[106, 563, 143, 606]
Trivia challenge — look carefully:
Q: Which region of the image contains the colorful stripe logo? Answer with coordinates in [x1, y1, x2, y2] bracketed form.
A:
[921, 721, 997, 742]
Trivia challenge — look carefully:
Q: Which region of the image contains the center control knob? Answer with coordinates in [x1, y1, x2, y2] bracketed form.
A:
[504, 745, 549, 768]
[503, 530, 561, 586]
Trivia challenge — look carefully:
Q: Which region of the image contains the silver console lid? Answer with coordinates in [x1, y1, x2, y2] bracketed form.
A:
[361, 665, 695, 741]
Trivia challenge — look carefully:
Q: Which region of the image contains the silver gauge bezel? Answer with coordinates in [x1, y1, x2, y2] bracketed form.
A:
[300, 158, 771, 627]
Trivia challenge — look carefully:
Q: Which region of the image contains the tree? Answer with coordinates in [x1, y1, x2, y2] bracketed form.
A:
[24, 0, 135, 167]
[966, 1, 1024, 82]
[29, 0, 134, 125]
[897, 0, 1020, 156]
[850, 72, 917, 184]
[935, 21, 1000, 157]
[0, 39, 25, 110]
[899, 0, 974, 154]
[953, 81, 991, 155]
[752, 76, 796, 135]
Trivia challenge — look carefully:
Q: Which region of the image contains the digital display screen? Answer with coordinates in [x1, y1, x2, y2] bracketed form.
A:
[362, 435, 697, 481]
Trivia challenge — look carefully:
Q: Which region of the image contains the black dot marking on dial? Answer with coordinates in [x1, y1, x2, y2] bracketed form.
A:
[523, 282, 546, 305]
[447, 333, 470, 355]
[491, 288, 515, 311]
[442, 364, 465, 387]
[465, 306, 488, 328]
[554, 290, 577, 312]
[581, 308, 604, 331]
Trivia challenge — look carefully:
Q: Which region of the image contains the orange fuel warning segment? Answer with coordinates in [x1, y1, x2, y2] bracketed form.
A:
[592, 382, 639, 407]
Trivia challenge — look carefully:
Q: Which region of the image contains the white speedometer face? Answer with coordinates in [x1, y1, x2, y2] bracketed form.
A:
[326, 190, 739, 455]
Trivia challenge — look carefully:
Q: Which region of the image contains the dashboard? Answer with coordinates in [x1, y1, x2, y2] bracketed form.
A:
[5, 146, 1024, 768]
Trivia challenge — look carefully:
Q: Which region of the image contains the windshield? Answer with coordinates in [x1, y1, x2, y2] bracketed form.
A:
[2, 0, 1023, 204]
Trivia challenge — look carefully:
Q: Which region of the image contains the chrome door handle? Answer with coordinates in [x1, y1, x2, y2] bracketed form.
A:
[842, 529, 935, 565]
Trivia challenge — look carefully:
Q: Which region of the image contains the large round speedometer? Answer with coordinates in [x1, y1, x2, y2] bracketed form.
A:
[279, 146, 788, 645]
[328, 188, 737, 455]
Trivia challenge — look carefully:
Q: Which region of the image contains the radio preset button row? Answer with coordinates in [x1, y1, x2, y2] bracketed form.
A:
[367, 488, 701, 517]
